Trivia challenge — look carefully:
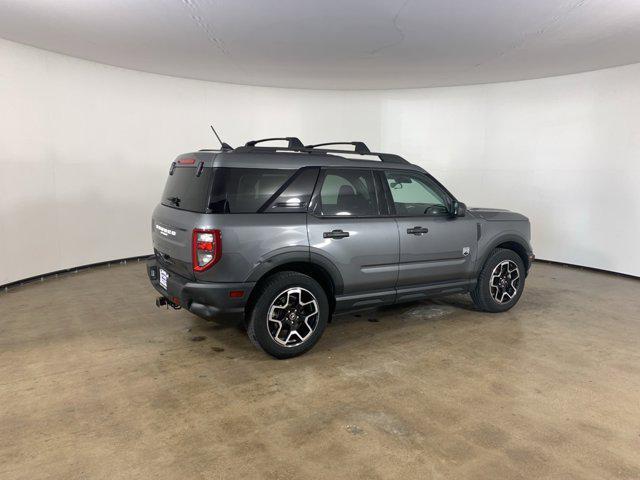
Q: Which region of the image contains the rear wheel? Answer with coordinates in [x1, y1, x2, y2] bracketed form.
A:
[247, 272, 329, 359]
[471, 248, 526, 312]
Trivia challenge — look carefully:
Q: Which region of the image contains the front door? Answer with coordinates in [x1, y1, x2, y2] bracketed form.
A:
[307, 168, 399, 310]
[383, 170, 477, 291]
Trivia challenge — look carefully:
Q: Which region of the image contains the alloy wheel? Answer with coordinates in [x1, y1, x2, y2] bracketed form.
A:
[489, 260, 520, 304]
[267, 287, 320, 347]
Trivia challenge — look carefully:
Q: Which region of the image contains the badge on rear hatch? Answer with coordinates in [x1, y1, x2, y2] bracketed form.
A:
[155, 224, 176, 237]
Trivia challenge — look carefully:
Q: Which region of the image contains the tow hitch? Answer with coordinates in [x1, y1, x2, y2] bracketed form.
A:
[156, 296, 181, 310]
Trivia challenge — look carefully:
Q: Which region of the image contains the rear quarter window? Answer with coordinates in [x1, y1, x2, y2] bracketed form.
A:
[209, 168, 295, 213]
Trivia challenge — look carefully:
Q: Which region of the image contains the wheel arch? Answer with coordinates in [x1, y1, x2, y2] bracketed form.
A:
[476, 234, 533, 276]
[245, 252, 343, 314]
[495, 241, 530, 271]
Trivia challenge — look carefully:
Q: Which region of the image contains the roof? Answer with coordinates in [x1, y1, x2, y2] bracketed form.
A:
[209, 151, 423, 171]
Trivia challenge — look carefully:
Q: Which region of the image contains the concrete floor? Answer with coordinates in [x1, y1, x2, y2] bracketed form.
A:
[1, 262, 639, 479]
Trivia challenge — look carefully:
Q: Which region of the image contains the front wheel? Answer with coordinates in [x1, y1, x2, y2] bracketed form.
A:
[471, 248, 526, 312]
[247, 272, 329, 359]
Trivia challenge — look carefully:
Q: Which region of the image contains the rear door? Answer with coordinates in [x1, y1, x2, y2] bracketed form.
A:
[383, 170, 477, 292]
[307, 168, 400, 310]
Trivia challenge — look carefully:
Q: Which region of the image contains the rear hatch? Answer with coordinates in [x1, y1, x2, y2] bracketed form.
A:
[152, 156, 215, 280]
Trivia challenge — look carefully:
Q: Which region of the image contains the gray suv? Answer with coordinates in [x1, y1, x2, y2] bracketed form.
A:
[147, 137, 534, 358]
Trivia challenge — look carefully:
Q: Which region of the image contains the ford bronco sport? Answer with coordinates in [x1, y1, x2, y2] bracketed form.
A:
[147, 137, 533, 358]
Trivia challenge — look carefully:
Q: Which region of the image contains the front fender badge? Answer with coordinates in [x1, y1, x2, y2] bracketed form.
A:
[463, 247, 470, 256]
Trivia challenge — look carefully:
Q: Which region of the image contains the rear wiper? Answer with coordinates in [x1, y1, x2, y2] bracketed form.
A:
[166, 196, 181, 206]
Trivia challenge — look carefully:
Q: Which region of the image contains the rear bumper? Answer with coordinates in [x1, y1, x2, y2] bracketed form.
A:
[146, 257, 254, 322]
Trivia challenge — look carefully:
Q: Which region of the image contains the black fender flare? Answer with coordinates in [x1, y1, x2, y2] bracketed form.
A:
[475, 234, 533, 276]
[309, 252, 345, 295]
[245, 248, 344, 295]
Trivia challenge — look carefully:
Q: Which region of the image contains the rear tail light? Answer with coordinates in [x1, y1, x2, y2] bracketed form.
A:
[192, 229, 221, 272]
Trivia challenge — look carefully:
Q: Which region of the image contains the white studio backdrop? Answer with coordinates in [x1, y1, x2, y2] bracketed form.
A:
[1, 38, 639, 284]
[0, 39, 382, 285]
[376, 65, 640, 278]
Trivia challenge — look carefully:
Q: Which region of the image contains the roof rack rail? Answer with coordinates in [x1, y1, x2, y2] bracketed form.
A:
[376, 153, 409, 164]
[304, 141, 408, 163]
[245, 137, 304, 149]
[231, 137, 409, 164]
[305, 141, 370, 155]
[307, 147, 409, 164]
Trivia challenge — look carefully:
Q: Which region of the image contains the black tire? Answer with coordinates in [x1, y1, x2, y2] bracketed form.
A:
[471, 248, 526, 313]
[247, 272, 329, 359]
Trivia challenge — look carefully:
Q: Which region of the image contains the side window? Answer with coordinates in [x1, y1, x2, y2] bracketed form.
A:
[385, 171, 449, 216]
[317, 169, 378, 216]
[262, 167, 320, 212]
[209, 168, 295, 213]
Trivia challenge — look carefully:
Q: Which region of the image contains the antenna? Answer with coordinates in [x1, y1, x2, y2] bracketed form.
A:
[210, 125, 233, 150]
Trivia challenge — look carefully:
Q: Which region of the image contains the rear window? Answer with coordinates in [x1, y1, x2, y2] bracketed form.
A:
[209, 168, 295, 213]
[161, 166, 214, 213]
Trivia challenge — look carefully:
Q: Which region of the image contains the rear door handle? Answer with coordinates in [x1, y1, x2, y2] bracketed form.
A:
[407, 226, 429, 235]
[323, 229, 350, 239]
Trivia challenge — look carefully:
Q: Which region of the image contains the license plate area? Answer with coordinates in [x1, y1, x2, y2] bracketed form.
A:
[159, 269, 169, 290]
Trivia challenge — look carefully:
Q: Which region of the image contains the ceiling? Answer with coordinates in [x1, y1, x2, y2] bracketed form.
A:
[2, 0, 640, 89]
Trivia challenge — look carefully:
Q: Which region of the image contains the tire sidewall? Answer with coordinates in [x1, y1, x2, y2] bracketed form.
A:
[249, 273, 329, 358]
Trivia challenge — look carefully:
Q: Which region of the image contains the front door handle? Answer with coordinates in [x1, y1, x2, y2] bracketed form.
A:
[407, 226, 429, 235]
[323, 229, 350, 239]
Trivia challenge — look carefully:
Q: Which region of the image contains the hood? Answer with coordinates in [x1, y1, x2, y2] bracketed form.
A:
[468, 208, 529, 222]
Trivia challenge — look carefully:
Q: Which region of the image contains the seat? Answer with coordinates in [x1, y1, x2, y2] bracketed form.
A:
[336, 184, 371, 215]
[337, 185, 356, 212]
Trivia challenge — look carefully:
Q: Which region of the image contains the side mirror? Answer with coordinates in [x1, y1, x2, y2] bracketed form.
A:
[451, 201, 467, 217]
